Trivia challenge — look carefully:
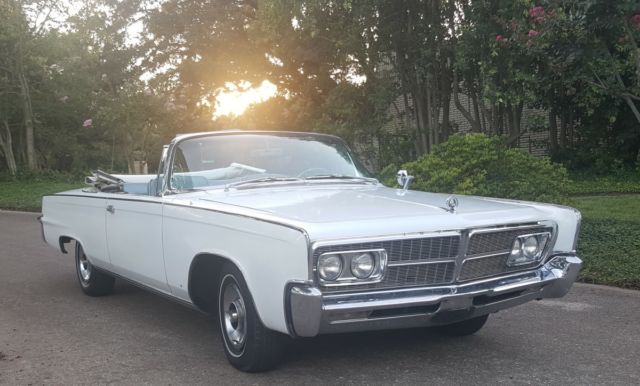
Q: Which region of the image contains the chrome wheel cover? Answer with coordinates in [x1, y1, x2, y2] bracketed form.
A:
[221, 278, 247, 354]
[78, 252, 92, 282]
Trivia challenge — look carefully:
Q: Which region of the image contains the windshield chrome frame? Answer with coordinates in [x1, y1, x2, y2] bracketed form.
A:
[161, 131, 368, 195]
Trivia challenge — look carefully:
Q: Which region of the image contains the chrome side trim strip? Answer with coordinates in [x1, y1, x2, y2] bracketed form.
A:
[387, 258, 456, 267]
[462, 250, 510, 261]
[91, 265, 202, 313]
[311, 230, 462, 249]
[467, 223, 544, 237]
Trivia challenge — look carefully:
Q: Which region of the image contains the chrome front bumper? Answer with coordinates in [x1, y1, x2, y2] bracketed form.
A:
[288, 254, 582, 337]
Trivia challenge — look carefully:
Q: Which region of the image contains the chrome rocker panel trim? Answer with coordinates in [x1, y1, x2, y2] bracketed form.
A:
[288, 254, 582, 337]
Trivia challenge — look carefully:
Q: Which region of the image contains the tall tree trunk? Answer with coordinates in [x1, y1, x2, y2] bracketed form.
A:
[412, 75, 429, 155]
[452, 71, 481, 132]
[559, 111, 567, 149]
[506, 101, 523, 145]
[441, 91, 450, 140]
[549, 109, 558, 153]
[401, 92, 420, 156]
[425, 82, 434, 151]
[17, 40, 37, 171]
[0, 119, 17, 175]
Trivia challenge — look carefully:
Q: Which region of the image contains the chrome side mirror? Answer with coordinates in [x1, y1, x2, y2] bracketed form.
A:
[396, 170, 414, 191]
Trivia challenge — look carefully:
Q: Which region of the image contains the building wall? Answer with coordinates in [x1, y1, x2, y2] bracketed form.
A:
[382, 92, 552, 156]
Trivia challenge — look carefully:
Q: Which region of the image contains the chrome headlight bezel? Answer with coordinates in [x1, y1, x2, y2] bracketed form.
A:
[506, 232, 551, 266]
[316, 249, 387, 286]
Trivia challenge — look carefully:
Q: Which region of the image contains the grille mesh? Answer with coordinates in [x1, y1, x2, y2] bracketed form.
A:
[315, 236, 459, 292]
[314, 236, 460, 263]
[468, 229, 531, 255]
[323, 262, 456, 292]
[458, 254, 539, 281]
[461, 226, 552, 281]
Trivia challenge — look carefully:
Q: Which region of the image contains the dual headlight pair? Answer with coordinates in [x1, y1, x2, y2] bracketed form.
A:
[506, 232, 551, 266]
[317, 249, 387, 285]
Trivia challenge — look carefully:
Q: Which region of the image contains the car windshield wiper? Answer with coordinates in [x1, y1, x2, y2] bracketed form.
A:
[224, 176, 303, 191]
[304, 175, 379, 184]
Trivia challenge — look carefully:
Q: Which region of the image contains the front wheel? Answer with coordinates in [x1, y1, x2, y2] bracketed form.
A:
[435, 314, 489, 336]
[75, 242, 115, 297]
[218, 264, 287, 372]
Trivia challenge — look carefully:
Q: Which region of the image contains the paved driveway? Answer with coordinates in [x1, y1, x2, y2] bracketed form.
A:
[1, 210, 639, 385]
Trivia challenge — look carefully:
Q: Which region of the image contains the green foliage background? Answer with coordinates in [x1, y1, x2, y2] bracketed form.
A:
[399, 134, 570, 203]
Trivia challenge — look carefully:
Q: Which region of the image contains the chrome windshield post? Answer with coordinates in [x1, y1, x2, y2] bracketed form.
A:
[155, 144, 170, 196]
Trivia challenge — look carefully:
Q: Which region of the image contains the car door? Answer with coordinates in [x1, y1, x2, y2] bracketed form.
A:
[104, 196, 170, 293]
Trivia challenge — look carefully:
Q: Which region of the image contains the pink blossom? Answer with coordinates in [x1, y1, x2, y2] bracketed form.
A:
[495, 34, 506, 42]
[529, 6, 544, 18]
[528, 29, 540, 37]
[82, 119, 93, 128]
[632, 14, 640, 26]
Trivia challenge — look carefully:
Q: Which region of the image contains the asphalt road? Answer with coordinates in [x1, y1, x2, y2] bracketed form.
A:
[1, 210, 639, 385]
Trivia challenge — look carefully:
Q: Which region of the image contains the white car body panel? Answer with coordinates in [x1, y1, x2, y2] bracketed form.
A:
[161, 201, 308, 331]
[105, 197, 169, 293]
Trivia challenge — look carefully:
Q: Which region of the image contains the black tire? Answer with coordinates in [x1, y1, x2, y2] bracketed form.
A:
[75, 242, 115, 297]
[217, 263, 287, 372]
[435, 314, 489, 336]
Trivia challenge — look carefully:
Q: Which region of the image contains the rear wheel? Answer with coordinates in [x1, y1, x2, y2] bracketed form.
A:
[75, 242, 115, 297]
[218, 263, 287, 372]
[435, 314, 489, 336]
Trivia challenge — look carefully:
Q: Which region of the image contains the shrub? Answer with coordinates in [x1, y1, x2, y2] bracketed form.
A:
[400, 133, 570, 203]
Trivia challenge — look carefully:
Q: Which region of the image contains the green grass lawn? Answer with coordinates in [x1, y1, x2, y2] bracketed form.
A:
[573, 195, 640, 289]
[0, 180, 82, 212]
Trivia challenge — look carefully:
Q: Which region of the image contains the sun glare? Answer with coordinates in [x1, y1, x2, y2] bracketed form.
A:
[213, 80, 278, 119]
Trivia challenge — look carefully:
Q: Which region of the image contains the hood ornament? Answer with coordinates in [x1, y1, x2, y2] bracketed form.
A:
[396, 169, 414, 194]
[444, 195, 459, 213]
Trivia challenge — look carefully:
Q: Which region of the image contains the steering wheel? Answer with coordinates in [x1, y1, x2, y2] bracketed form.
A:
[296, 167, 333, 178]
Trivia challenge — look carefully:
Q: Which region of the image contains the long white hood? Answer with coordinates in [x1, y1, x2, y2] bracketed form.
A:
[168, 184, 577, 246]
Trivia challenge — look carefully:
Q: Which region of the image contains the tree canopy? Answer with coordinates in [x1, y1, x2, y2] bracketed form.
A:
[0, 0, 639, 175]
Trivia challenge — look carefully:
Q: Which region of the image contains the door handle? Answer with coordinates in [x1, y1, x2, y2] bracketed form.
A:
[106, 205, 115, 214]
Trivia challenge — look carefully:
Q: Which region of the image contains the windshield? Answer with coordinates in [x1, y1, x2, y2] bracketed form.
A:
[169, 133, 372, 190]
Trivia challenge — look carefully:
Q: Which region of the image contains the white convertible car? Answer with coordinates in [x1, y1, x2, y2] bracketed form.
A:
[40, 131, 582, 372]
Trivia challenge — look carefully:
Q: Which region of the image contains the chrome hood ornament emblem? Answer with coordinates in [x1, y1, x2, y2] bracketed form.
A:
[444, 195, 459, 213]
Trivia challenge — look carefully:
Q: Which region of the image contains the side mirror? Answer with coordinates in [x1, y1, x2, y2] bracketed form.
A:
[396, 170, 414, 191]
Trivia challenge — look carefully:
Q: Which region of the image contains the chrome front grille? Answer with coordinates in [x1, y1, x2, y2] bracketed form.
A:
[315, 224, 553, 292]
[315, 235, 460, 292]
[459, 226, 553, 282]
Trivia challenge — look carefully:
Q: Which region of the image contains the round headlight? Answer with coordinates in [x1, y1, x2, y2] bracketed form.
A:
[318, 254, 343, 281]
[350, 252, 375, 279]
[522, 236, 540, 258]
[511, 238, 522, 257]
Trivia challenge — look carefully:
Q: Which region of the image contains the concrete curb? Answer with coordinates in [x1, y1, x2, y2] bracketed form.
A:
[0, 209, 41, 215]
